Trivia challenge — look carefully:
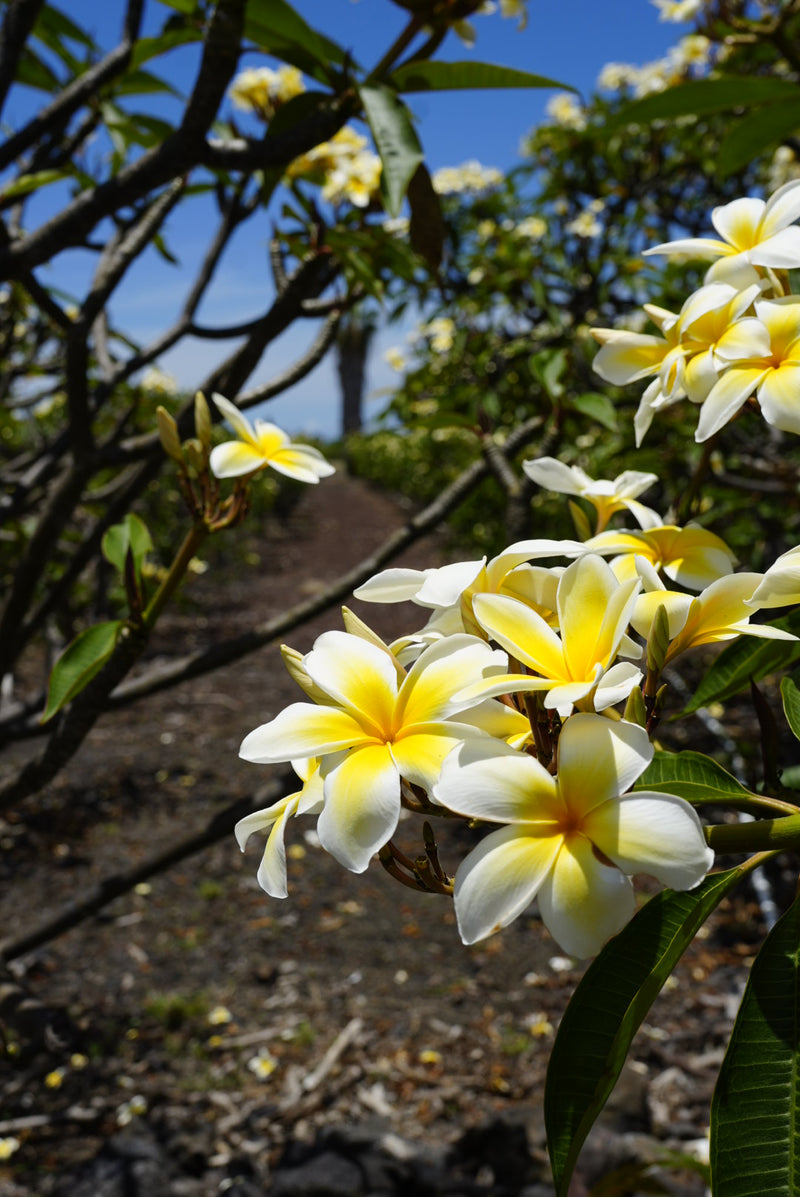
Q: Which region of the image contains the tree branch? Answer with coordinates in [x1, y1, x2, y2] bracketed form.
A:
[0, 0, 46, 120]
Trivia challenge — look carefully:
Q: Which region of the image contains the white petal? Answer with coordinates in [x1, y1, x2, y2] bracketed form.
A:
[643, 237, 729, 260]
[751, 225, 800, 269]
[397, 633, 506, 724]
[317, 744, 400, 872]
[304, 630, 398, 728]
[240, 702, 370, 762]
[711, 196, 765, 250]
[593, 661, 643, 711]
[434, 738, 560, 823]
[522, 457, 583, 495]
[353, 567, 431, 604]
[585, 792, 714, 889]
[756, 364, 800, 434]
[557, 713, 653, 815]
[415, 559, 485, 607]
[537, 836, 635, 958]
[695, 367, 768, 442]
[762, 179, 800, 237]
[209, 441, 266, 478]
[212, 392, 255, 442]
[453, 825, 562, 944]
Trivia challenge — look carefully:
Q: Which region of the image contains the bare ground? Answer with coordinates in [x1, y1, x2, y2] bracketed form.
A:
[0, 473, 771, 1195]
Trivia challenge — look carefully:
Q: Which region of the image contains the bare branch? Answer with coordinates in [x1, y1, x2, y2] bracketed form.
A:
[0, 0, 145, 174]
[0, 0, 46, 120]
[108, 417, 547, 708]
[0, 0, 246, 280]
[237, 311, 341, 407]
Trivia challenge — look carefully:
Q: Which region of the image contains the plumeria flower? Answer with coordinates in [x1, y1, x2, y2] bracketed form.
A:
[586, 524, 736, 592]
[238, 631, 507, 873]
[209, 393, 335, 482]
[434, 714, 713, 957]
[455, 554, 643, 714]
[694, 297, 800, 440]
[235, 758, 324, 898]
[630, 573, 797, 663]
[523, 456, 661, 531]
[643, 180, 800, 285]
[593, 284, 762, 444]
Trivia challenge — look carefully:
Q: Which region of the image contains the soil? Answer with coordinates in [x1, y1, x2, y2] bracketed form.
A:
[0, 472, 775, 1196]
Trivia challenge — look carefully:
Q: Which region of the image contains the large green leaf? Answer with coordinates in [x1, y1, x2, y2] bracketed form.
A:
[391, 59, 573, 94]
[718, 98, 800, 177]
[682, 609, 800, 714]
[360, 84, 423, 218]
[546, 868, 744, 1197]
[113, 67, 181, 98]
[781, 676, 800, 744]
[606, 76, 799, 128]
[42, 621, 124, 722]
[710, 890, 800, 1196]
[636, 750, 760, 809]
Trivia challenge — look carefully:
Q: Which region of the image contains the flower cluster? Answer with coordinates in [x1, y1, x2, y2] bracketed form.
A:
[592, 180, 800, 443]
[229, 65, 305, 121]
[431, 161, 503, 196]
[286, 125, 382, 209]
[234, 457, 800, 958]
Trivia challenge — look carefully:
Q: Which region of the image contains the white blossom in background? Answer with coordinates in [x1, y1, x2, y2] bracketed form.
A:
[420, 317, 457, 354]
[431, 161, 503, 196]
[546, 94, 587, 132]
[651, 0, 707, 20]
[514, 216, 547, 240]
[384, 347, 406, 372]
[229, 65, 305, 120]
[141, 366, 178, 397]
[523, 457, 662, 530]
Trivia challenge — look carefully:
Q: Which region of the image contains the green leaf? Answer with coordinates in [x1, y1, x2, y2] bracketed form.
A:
[129, 27, 204, 69]
[636, 750, 760, 808]
[102, 514, 153, 583]
[360, 84, 423, 218]
[42, 621, 124, 722]
[570, 391, 618, 431]
[682, 609, 800, 714]
[546, 868, 744, 1197]
[154, 0, 201, 13]
[153, 232, 180, 265]
[710, 888, 800, 1196]
[113, 67, 181, 98]
[718, 98, 800, 177]
[35, 4, 96, 50]
[0, 169, 68, 202]
[391, 59, 574, 94]
[781, 676, 800, 744]
[15, 46, 61, 90]
[263, 89, 329, 139]
[243, 0, 344, 82]
[606, 76, 799, 128]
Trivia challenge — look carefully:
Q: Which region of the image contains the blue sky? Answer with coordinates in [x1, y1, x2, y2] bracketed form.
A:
[23, 1, 691, 436]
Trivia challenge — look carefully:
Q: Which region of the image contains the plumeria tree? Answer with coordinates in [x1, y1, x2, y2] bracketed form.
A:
[8, 0, 800, 1193]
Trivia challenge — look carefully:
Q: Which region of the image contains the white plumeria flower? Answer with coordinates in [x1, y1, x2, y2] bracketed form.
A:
[434, 714, 714, 957]
[644, 181, 800, 285]
[523, 456, 661, 531]
[695, 296, 800, 440]
[235, 758, 324, 898]
[209, 393, 335, 482]
[455, 554, 643, 714]
[631, 573, 797, 663]
[585, 524, 736, 592]
[238, 632, 506, 873]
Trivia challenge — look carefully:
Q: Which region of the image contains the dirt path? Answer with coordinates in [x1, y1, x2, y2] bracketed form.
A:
[0, 474, 765, 1195]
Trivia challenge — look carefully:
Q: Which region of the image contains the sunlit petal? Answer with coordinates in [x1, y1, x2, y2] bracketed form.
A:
[537, 836, 636, 958]
[643, 237, 730, 260]
[416, 559, 485, 607]
[239, 702, 373, 761]
[304, 631, 398, 731]
[453, 825, 563, 944]
[585, 792, 714, 888]
[209, 441, 268, 477]
[756, 363, 800, 434]
[434, 738, 561, 823]
[270, 446, 337, 483]
[557, 713, 653, 817]
[473, 593, 567, 679]
[317, 744, 400, 872]
[397, 634, 506, 724]
[695, 366, 768, 442]
[593, 661, 642, 710]
[751, 226, 800, 269]
[390, 723, 482, 790]
[353, 567, 431, 604]
[212, 392, 256, 443]
[761, 179, 800, 238]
